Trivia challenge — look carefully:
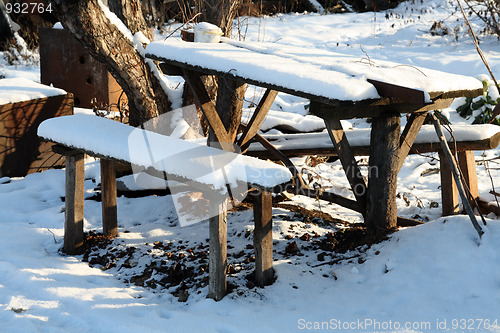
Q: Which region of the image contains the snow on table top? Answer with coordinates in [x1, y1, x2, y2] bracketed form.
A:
[146, 39, 380, 102]
[221, 39, 484, 99]
[146, 38, 482, 102]
[0, 78, 67, 105]
[249, 124, 500, 151]
[38, 115, 292, 191]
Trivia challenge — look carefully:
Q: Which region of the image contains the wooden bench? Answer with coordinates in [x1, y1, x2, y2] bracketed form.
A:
[38, 114, 292, 300]
[245, 124, 500, 216]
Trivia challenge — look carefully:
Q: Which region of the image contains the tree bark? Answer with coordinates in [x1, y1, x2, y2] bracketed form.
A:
[197, 0, 241, 36]
[46, 0, 171, 126]
[0, 1, 15, 51]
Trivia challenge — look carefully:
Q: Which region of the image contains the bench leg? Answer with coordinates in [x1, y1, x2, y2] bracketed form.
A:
[253, 190, 274, 286]
[64, 153, 85, 254]
[208, 200, 227, 301]
[439, 151, 459, 216]
[100, 159, 118, 237]
[457, 150, 479, 210]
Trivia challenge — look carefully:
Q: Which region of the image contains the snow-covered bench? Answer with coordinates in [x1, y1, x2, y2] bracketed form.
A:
[38, 114, 292, 299]
[246, 124, 500, 216]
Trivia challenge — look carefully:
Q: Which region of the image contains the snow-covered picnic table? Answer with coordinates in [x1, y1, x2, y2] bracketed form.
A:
[145, 38, 485, 299]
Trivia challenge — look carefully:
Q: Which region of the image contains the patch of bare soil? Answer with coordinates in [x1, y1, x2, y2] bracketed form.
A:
[78, 216, 391, 302]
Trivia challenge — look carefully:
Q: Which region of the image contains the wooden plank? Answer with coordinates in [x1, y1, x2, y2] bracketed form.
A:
[366, 113, 401, 232]
[207, 199, 228, 301]
[367, 79, 426, 104]
[396, 111, 428, 172]
[181, 69, 234, 152]
[64, 152, 85, 254]
[100, 159, 118, 237]
[439, 151, 459, 216]
[245, 127, 305, 189]
[148, 55, 483, 108]
[457, 150, 479, 209]
[238, 89, 278, 151]
[322, 116, 367, 213]
[253, 190, 274, 286]
[246, 131, 500, 159]
[309, 98, 453, 120]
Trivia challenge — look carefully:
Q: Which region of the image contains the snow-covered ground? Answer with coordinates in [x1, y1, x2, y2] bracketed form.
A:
[1, 0, 500, 332]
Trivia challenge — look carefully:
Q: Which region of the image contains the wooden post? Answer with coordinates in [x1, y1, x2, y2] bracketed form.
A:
[253, 190, 274, 286]
[64, 152, 85, 254]
[457, 150, 479, 209]
[100, 159, 118, 237]
[208, 200, 228, 301]
[439, 151, 459, 216]
[366, 113, 401, 232]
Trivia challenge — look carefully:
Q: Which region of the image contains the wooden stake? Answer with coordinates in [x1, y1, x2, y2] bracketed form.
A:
[64, 152, 85, 254]
[431, 114, 484, 237]
[253, 190, 274, 286]
[100, 159, 118, 237]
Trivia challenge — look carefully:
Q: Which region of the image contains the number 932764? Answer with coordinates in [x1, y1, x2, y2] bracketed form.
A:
[5, 2, 53, 15]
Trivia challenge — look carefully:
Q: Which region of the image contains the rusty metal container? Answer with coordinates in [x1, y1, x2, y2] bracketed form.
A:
[39, 27, 126, 110]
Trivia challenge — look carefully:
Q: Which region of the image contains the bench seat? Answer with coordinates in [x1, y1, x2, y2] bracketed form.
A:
[246, 124, 500, 158]
[39, 114, 292, 192]
[38, 114, 292, 299]
[246, 124, 500, 216]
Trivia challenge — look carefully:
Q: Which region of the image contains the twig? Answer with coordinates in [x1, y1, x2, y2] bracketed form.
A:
[163, 12, 202, 40]
[484, 154, 500, 208]
[457, 0, 500, 121]
[430, 113, 484, 238]
[313, 254, 361, 268]
[47, 228, 57, 244]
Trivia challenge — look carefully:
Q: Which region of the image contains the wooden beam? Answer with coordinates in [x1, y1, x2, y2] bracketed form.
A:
[439, 151, 459, 216]
[239, 89, 278, 151]
[322, 116, 367, 213]
[182, 69, 234, 152]
[64, 152, 85, 254]
[366, 112, 401, 232]
[100, 159, 118, 237]
[367, 79, 426, 104]
[207, 200, 228, 301]
[457, 150, 479, 210]
[253, 190, 274, 286]
[396, 111, 428, 172]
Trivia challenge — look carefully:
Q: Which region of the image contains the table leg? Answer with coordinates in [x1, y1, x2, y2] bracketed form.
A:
[366, 113, 401, 232]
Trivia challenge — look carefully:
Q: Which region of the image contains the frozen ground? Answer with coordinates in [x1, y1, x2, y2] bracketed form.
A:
[1, 0, 500, 332]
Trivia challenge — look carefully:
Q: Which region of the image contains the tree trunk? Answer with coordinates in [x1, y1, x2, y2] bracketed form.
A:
[0, 1, 15, 51]
[197, 0, 241, 36]
[47, 0, 171, 126]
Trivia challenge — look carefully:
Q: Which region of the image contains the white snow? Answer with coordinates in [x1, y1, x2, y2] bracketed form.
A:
[37, 114, 292, 190]
[146, 37, 482, 103]
[146, 39, 380, 101]
[0, 78, 67, 105]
